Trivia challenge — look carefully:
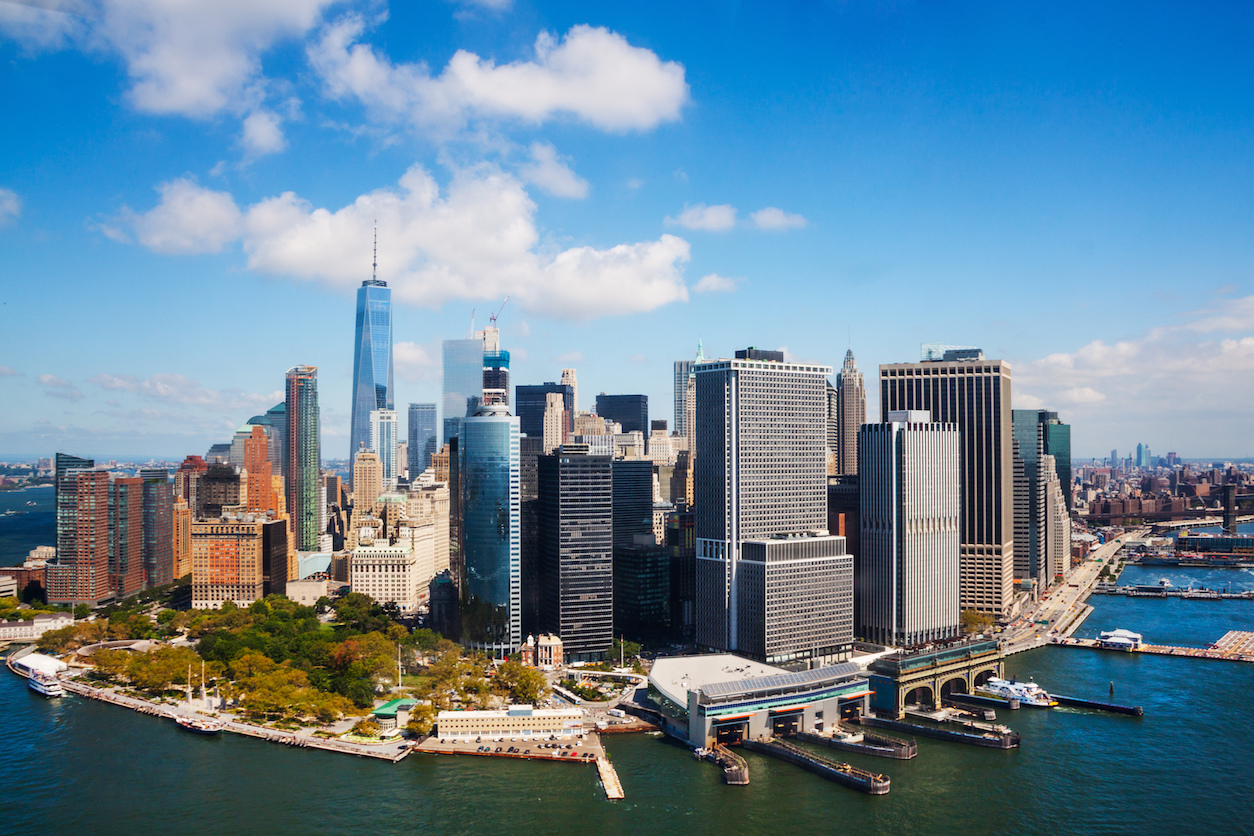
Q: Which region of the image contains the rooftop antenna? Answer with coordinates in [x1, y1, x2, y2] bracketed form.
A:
[470, 308, 476, 338]
[372, 221, 378, 281]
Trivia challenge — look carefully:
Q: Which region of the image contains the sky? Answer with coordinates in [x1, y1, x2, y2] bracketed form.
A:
[1, 0, 1253, 461]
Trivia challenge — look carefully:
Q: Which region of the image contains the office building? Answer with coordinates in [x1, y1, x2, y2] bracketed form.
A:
[173, 455, 207, 511]
[350, 276, 393, 465]
[667, 509, 696, 643]
[673, 341, 706, 443]
[858, 412, 961, 647]
[459, 404, 521, 655]
[353, 449, 383, 516]
[47, 456, 111, 606]
[265, 402, 287, 477]
[542, 392, 565, 454]
[832, 348, 865, 476]
[173, 499, 191, 578]
[408, 403, 438, 478]
[199, 466, 241, 519]
[561, 368, 578, 412]
[538, 445, 613, 661]
[880, 349, 1015, 617]
[370, 408, 400, 491]
[351, 524, 434, 614]
[191, 516, 267, 609]
[478, 324, 511, 407]
[108, 475, 145, 599]
[407, 484, 451, 575]
[694, 348, 849, 663]
[612, 460, 669, 641]
[1042, 453, 1071, 583]
[1013, 409, 1072, 588]
[139, 468, 174, 588]
[285, 365, 321, 551]
[516, 382, 575, 440]
[443, 338, 484, 445]
[596, 394, 648, 435]
[1040, 413, 1072, 509]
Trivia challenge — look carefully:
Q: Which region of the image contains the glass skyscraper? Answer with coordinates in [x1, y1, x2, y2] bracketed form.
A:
[408, 403, 437, 478]
[285, 365, 321, 552]
[459, 405, 521, 655]
[369, 408, 399, 492]
[442, 338, 484, 446]
[350, 279, 393, 466]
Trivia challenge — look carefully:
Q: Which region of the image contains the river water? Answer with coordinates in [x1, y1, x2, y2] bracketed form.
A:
[3, 498, 1252, 834]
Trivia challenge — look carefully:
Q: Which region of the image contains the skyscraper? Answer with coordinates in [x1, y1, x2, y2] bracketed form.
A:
[694, 348, 852, 664]
[1040, 414, 1072, 510]
[516, 382, 574, 439]
[596, 394, 648, 435]
[369, 408, 399, 491]
[459, 404, 521, 655]
[833, 348, 865, 476]
[109, 475, 145, 599]
[612, 459, 669, 642]
[139, 468, 173, 588]
[880, 349, 1015, 616]
[673, 341, 705, 440]
[48, 454, 111, 606]
[1012, 409, 1047, 586]
[542, 392, 565, 454]
[561, 368, 578, 413]
[480, 325, 510, 407]
[350, 273, 393, 466]
[285, 365, 321, 551]
[352, 450, 383, 516]
[408, 403, 438, 478]
[443, 338, 484, 445]
[858, 411, 961, 646]
[539, 445, 613, 661]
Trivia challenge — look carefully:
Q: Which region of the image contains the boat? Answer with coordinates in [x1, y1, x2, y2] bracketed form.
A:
[1158, 578, 1172, 588]
[974, 678, 1057, 707]
[173, 715, 225, 735]
[28, 670, 64, 697]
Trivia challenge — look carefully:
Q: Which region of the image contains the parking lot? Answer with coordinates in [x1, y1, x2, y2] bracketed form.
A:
[414, 730, 605, 764]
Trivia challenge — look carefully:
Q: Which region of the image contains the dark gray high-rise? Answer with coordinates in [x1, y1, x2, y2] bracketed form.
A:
[595, 394, 648, 434]
[538, 445, 613, 661]
[516, 383, 574, 439]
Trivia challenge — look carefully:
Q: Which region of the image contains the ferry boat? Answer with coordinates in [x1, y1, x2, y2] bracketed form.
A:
[28, 670, 64, 697]
[975, 678, 1057, 707]
[174, 715, 225, 735]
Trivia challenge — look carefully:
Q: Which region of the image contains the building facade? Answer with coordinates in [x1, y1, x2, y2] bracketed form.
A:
[832, 348, 866, 476]
[595, 394, 648, 435]
[408, 403, 437, 478]
[538, 446, 613, 661]
[442, 338, 484, 445]
[694, 349, 839, 662]
[515, 382, 575, 441]
[48, 456, 111, 606]
[879, 351, 1015, 617]
[285, 365, 321, 551]
[191, 517, 266, 609]
[139, 468, 173, 589]
[858, 412, 961, 647]
[350, 278, 393, 465]
[459, 405, 522, 655]
[370, 408, 400, 491]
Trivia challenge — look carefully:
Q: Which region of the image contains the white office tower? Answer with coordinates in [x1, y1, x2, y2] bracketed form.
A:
[694, 348, 852, 665]
[542, 392, 565, 454]
[858, 411, 961, 647]
[1042, 454, 1070, 583]
[369, 408, 400, 492]
[560, 368, 578, 413]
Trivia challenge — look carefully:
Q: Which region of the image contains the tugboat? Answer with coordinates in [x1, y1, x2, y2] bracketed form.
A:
[975, 678, 1058, 707]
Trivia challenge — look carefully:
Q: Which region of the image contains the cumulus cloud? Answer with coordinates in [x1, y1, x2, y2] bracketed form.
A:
[395, 340, 440, 382]
[0, 187, 20, 224]
[1015, 296, 1254, 453]
[666, 203, 736, 232]
[518, 142, 588, 199]
[240, 108, 288, 157]
[127, 178, 243, 254]
[87, 371, 279, 412]
[0, 365, 23, 378]
[693, 273, 740, 294]
[308, 19, 688, 135]
[120, 164, 690, 319]
[37, 373, 83, 401]
[750, 206, 807, 230]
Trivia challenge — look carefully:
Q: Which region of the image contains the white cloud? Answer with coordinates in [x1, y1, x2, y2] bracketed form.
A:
[395, 340, 440, 382]
[128, 178, 243, 254]
[0, 187, 20, 224]
[518, 142, 588, 199]
[0, 365, 21, 378]
[240, 109, 288, 157]
[666, 203, 736, 232]
[555, 351, 583, 364]
[693, 273, 740, 294]
[1015, 296, 1254, 453]
[454, 0, 513, 10]
[122, 164, 690, 319]
[37, 373, 83, 401]
[750, 206, 807, 230]
[308, 19, 688, 135]
[87, 371, 280, 412]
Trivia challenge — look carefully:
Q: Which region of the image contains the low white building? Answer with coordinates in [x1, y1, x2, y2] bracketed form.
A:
[285, 578, 328, 607]
[349, 523, 435, 613]
[0, 612, 74, 641]
[435, 705, 584, 741]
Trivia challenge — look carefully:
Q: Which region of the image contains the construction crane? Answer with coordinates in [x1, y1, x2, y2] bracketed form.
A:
[490, 296, 509, 325]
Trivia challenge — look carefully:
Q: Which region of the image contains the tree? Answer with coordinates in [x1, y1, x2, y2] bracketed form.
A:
[405, 703, 438, 737]
[609, 638, 641, 665]
[494, 660, 549, 705]
[352, 717, 380, 737]
[412, 628, 442, 653]
[960, 609, 995, 634]
[73, 604, 90, 619]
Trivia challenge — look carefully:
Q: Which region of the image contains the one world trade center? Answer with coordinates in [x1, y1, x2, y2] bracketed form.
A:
[350, 273, 393, 467]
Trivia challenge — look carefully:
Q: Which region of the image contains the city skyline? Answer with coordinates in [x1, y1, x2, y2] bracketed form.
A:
[3, 3, 1254, 459]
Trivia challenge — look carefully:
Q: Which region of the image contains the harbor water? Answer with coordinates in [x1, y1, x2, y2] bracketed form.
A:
[4, 499, 1252, 833]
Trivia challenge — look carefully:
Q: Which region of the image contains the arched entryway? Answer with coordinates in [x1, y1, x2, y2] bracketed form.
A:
[903, 685, 935, 708]
[940, 676, 969, 696]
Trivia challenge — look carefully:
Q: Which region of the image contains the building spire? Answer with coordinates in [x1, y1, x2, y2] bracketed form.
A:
[372, 221, 378, 281]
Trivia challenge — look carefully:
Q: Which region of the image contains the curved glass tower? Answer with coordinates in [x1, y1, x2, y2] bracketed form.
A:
[350, 279, 393, 466]
[459, 404, 521, 656]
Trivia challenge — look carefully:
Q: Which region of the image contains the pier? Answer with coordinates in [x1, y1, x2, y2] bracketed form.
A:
[709, 742, 750, 785]
[1092, 585, 1254, 600]
[1051, 695, 1143, 716]
[595, 757, 624, 799]
[1055, 631, 1254, 663]
[854, 713, 1020, 749]
[741, 737, 890, 794]
[796, 727, 917, 760]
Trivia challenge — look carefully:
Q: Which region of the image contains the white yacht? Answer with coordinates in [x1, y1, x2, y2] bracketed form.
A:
[28, 670, 64, 697]
[975, 677, 1057, 707]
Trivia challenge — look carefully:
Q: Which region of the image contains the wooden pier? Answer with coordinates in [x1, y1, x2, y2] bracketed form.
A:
[741, 737, 890, 794]
[1055, 631, 1254, 663]
[596, 756, 624, 799]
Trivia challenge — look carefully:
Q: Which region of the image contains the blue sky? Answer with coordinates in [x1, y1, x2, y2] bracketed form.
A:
[1, 1, 1253, 460]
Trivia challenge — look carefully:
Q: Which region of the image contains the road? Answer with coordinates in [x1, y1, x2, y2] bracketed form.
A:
[1000, 530, 1145, 655]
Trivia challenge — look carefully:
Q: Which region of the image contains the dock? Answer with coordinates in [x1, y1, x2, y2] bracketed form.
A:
[1055, 631, 1254, 663]
[944, 692, 1017, 712]
[1052, 695, 1143, 716]
[796, 727, 917, 760]
[709, 742, 750, 785]
[854, 714, 1020, 749]
[741, 737, 890, 795]
[596, 756, 624, 799]
[1092, 585, 1254, 600]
